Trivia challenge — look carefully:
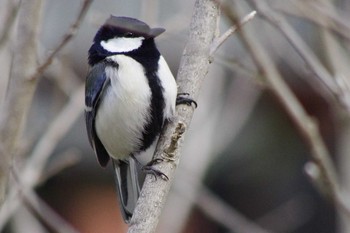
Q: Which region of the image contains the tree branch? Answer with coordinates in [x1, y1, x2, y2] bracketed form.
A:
[249, 0, 350, 111]
[0, 84, 84, 230]
[210, 10, 256, 55]
[0, 0, 19, 48]
[31, 0, 92, 80]
[127, 0, 220, 232]
[0, 0, 91, 210]
[222, 0, 350, 216]
[197, 186, 273, 233]
[11, 168, 80, 233]
[0, 0, 43, 208]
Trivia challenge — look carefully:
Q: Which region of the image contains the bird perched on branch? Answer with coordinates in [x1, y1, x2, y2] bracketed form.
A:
[85, 15, 194, 223]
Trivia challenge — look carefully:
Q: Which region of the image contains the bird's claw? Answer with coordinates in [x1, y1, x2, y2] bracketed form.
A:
[176, 93, 197, 108]
[142, 158, 169, 181]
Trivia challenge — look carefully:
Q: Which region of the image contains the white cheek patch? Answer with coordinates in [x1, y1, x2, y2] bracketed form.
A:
[101, 37, 144, 53]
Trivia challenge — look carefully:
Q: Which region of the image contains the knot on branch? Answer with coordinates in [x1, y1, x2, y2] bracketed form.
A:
[162, 122, 186, 160]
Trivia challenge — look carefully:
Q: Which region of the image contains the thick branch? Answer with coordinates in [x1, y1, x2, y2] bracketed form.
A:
[127, 0, 220, 232]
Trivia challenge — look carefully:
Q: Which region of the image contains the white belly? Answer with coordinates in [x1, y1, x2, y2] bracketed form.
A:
[95, 55, 151, 160]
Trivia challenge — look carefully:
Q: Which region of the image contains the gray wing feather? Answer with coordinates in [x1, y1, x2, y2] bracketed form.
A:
[113, 159, 140, 223]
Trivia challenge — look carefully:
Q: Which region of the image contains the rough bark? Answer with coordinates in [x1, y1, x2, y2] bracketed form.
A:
[127, 0, 220, 232]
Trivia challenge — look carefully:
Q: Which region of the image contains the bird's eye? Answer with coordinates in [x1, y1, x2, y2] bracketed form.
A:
[124, 32, 134, 38]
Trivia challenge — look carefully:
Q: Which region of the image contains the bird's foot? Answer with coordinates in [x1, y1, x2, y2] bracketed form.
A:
[131, 155, 168, 181]
[142, 159, 169, 181]
[176, 93, 197, 108]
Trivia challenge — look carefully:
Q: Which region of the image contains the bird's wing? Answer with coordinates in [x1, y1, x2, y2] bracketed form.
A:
[113, 158, 140, 223]
[85, 63, 111, 167]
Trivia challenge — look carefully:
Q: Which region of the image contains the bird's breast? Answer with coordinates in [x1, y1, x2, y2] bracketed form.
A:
[95, 55, 152, 160]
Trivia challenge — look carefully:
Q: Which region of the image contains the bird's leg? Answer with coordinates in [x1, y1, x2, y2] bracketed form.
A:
[176, 93, 198, 108]
[131, 155, 169, 181]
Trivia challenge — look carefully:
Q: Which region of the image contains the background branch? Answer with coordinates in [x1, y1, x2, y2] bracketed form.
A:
[32, 0, 92, 80]
[210, 10, 256, 55]
[0, 0, 19, 48]
[249, 0, 350, 112]
[0, 0, 43, 207]
[223, 0, 350, 216]
[0, 0, 92, 223]
[11, 168, 79, 233]
[0, 84, 84, 230]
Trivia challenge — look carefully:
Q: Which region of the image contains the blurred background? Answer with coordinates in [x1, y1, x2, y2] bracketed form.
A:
[1, 0, 350, 232]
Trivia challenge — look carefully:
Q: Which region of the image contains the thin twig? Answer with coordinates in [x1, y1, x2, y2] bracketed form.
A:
[249, 0, 350, 112]
[316, 0, 350, 112]
[210, 10, 256, 55]
[31, 0, 92, 80]
[276, 3, 350, 44]
[308, 1, 350, 37]
[127, 0, 220, 232]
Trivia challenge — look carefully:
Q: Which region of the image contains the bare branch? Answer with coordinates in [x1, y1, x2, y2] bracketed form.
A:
[249, 0, 350, 112]
[11, 169, 79, 233]
[0, 0, 43, 208]
[197, 186, 273, 233]
[41, 148, 82, 184]
[0, 0, 20, 48]
[316, 0, 350, 112]
[31, 0, 93, 80]
[127, 0, 220, 232]
[277, 2, 350, 43]
[210, 10, 256, 55]
[0, 0, 90, 210]
[222, 0, 350, 216]
[0, 84, 84, 230]
[172, 165, 273, 233]
[22, 84, 84, 185]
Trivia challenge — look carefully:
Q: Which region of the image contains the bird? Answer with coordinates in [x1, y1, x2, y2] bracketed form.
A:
[84, 16, 194, 223]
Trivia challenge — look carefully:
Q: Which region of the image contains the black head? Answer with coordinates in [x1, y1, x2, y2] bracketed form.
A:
[88, 16, 165, 66]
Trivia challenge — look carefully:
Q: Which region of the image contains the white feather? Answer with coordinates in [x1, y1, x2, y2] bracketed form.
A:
[101, 37, 144, 53]
[157, 56, 177, 119]
[95, 55, 151, 160]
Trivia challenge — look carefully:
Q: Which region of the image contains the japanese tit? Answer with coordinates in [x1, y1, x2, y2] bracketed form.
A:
[85, 16, 178, 223]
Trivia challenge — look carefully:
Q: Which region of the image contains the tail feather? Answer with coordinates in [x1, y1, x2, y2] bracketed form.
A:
[112, 159, 140, 223]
